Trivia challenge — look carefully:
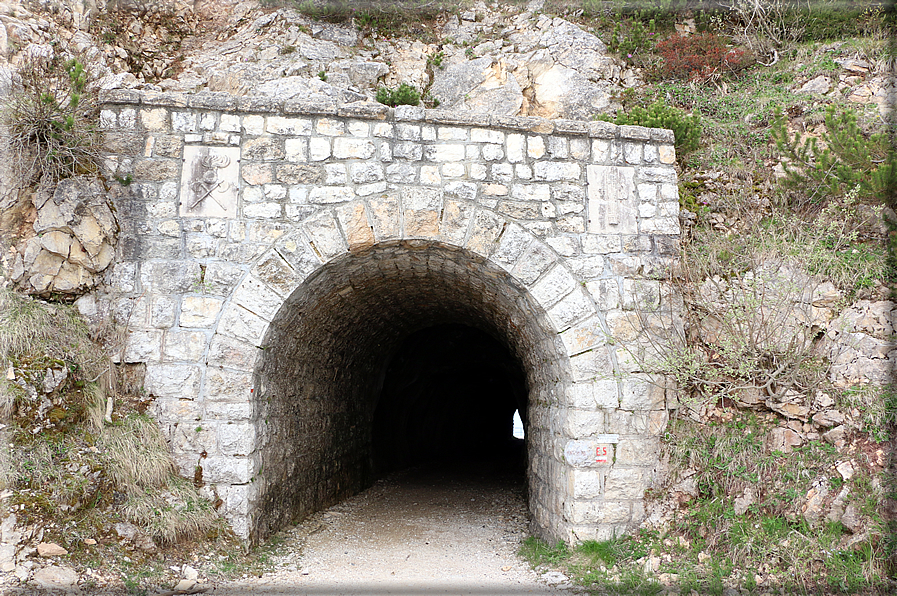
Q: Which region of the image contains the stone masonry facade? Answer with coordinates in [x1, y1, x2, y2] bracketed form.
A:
[98, 89, 680, 544]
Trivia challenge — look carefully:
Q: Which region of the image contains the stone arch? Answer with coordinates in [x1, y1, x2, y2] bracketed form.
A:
[200, 197, 614, 542]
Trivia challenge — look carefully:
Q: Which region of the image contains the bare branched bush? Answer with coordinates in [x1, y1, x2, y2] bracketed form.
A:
[1, 52, 101, 187]
[623, 191, 887, 412]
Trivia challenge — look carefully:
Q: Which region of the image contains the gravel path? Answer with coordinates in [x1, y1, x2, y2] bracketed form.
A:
[210, 463, 573, 595]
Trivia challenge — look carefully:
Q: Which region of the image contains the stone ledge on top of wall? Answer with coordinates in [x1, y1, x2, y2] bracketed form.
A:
[98, 90, 675, 144]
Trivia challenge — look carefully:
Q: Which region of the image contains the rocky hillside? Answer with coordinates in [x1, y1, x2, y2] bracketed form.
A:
[0, 0, 894, 593]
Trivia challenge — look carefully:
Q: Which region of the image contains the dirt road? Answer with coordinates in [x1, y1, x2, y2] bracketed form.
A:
[210, 463, 573, 595]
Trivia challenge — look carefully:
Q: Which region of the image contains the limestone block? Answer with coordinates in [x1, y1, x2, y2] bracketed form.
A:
[481, 144, 504, 161]
[373, 123, 393, 137]
[570, 469, 603, 499]
[534, 161, 581, 181]
[217, 304, 268, 344]
[397, 124, 421, 140]
[172, 111, 196, 132]
[140, 108, 168, 131]
[482, 184, 508, 196]
[531, 265, 577, 308]
[403, 187, 442, 238]
[566, 500, 631, 525]
[393, 142, 423, 161]
[243, 203, 281, 219]
[267, 116, 312, 135]
[560, 316, 609, 356]
[218, 423, 257, 456]
[303, 211, 347, 261]
[472, 128, 504, 144]
[568, 380, 619, 409]
[548, 288, 593, 331]
[204, 262, 244, 296]
[51, 261, 91, 292]
[614, 438, 660, 466]
[242, 137, 284, 161]
[498, 201, 542, 220]
[208, 335, 261, 371]
[336, 203, 375, 251]
[510, 184, 550, 203]
[658, 145, 675, 164]
[491, 163, 513, 182]
[242, 163, 273, 185]
[563, 409, 613, 438]
[506, 133, 525, 163]
[308, 187, 355, 204]
[350, 163, 385, 184]
[386, 163, 416, 183]
[123, 330, 163, 363]
[427, 144, 465, 162]
[153, 398, 202, 423]
[622, 279, 661, 311]
[163, 330, 208, 362]
[604, 467, 648, 500]
[140, 261, 201, 294]
[570, 348, 613, 382]
[333, 138, 375, 159]
[511, 241, 555, 285]
[528, 136, 546, 159]
[442, 162, 466, 177]
[180, 296, 224, 328]
[620, 375, 666, 411]
[623, 142, 642, 164]
[204, 401, 254, 421]
[309, 137, 331, 161]
[465, 209, 504, 256]
[490, 223, 531, 271]
[369, 195, 401, 241]
[232, 276, 282, 321]
[145, 364, 202, 399]
[438, 199, 473, 245]
[640, 216, 680, 235]
[570, 138, 590, 160]
[324, 164, 347, 185]
[585, 279, 621, 310]
[254, 252, 304, 298]
[205, 369, 253, 402]
[202, 456, 254, 484]
[316, 118, 345, 136]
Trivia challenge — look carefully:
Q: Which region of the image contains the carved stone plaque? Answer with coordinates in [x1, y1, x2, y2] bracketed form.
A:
[179, 146, 239, 218]
[586, 165, 637, 234]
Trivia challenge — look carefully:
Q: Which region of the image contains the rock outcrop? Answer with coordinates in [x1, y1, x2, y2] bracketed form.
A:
[5, 178, 117, 296]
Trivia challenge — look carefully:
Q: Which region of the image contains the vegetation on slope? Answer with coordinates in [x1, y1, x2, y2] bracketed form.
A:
[520, 1, 896, 594]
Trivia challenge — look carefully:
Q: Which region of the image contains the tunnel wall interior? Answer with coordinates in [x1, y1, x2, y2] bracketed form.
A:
[98, 90, 681, 543]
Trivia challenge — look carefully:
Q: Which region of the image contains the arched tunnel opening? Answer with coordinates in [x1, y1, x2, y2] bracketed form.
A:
[252, 241, 568, 541]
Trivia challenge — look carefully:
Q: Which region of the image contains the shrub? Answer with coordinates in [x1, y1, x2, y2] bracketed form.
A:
[376, 83, 421, 107]
[1, 53, 100, 185]
[771, 105, 896, 207]
[607, 11, 657, 66]
[598, 99, 702, 162]
[655, 32, 750, 81]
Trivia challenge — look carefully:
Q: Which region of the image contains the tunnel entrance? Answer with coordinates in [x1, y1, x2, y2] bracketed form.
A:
[252, 241, 570, 541]
[372, 324, 527, 475]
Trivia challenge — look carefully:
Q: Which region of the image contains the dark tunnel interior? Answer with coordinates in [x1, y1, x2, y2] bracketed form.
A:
[372, 324, 528, 475]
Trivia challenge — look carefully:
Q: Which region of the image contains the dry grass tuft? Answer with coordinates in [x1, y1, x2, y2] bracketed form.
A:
[99, 415, 177, 490]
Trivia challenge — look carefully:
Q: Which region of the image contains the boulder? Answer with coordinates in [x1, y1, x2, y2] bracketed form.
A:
[32, 565, 79, 589]
[429, 57, 524, 116]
